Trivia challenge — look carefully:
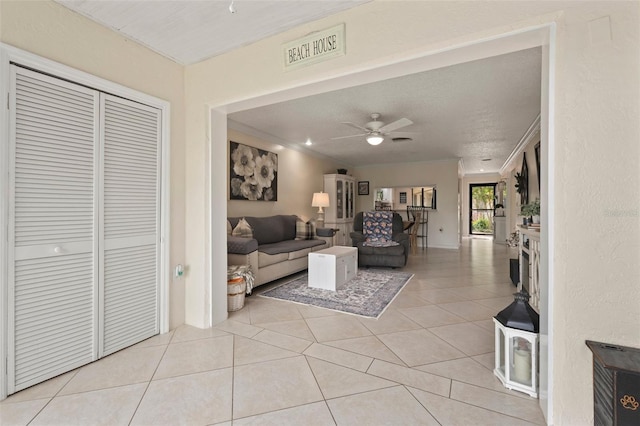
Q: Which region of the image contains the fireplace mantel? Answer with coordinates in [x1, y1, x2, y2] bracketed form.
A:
[517, 225, 540, 312]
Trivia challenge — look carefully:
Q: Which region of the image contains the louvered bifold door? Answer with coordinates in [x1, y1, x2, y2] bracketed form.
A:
[99, 94, 160, 357]
[8, 67, 99, 393]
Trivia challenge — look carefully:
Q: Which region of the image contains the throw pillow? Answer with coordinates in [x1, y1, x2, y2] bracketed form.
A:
[232, 218, 253, 238]
[227, 220, 232, 235]
[295, 218, 316, 240]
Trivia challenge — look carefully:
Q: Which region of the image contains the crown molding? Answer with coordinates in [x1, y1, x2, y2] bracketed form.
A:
[500, 114, 540, 175]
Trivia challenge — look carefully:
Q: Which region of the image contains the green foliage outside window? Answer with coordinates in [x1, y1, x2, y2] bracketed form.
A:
[472, 217, 491, 231]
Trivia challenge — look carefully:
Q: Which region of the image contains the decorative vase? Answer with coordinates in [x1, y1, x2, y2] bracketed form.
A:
[532, 215, 540, 224]
[337, 168, 347, 174]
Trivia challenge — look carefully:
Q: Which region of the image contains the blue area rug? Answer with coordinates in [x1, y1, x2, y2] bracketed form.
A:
[258, 269, 414, 318]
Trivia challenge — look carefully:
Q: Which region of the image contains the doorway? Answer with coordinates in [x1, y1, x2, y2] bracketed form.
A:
[469, 183, 496, 236]
[209, 23, 555, 423]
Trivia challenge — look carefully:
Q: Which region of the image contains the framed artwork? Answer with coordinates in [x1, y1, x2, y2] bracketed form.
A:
[520, 153, 529, 206]
[534, 142, 541, 190]
[229, 141, 278, 201]
[358, 181, 369, 195]
[399, 192, 407, 204]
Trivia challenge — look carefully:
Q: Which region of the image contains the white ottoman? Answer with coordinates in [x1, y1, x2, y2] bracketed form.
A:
[308, 246, 358, 291]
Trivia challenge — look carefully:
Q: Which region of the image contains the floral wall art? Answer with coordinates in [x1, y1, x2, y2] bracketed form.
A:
[230, 141, 278, 201]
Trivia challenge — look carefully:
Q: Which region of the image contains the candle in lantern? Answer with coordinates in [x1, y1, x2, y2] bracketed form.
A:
[513, 347, 532, 383]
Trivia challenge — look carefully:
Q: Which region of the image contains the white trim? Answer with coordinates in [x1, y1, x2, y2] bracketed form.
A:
[0, 43, 171, 399]
[0, 48, 10, 402]
[500, 114, 541, 176]
[540, 23, 556, 425]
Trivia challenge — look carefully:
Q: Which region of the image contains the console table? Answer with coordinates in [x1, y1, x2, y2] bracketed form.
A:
[517, 225, 540, 312]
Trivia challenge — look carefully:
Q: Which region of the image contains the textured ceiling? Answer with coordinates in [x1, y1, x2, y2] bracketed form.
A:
[56, 1, 541, 174]
[56, 0, 370, 64]
[229, 47, 542, 173]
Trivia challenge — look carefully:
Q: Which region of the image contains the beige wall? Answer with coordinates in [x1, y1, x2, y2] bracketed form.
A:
[184, 2, 640, 424]
[226, 129, 344, 220]
[353, 161, 460, 249]
[0, 0, 187, 329]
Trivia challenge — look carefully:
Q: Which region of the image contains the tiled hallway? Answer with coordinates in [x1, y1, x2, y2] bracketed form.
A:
[1, 238, 545, 425]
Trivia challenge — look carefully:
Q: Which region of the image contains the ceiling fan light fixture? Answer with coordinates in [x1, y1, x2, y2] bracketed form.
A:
[366, 134, 384, 145]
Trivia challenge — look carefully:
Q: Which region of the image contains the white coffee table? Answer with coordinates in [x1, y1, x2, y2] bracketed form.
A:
[308, 246, 358, 291]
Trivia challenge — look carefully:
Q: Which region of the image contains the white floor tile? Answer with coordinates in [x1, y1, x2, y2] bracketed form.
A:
[33, 384, 146, 426]
[327, 386, 440, 425]
[233, 356, 323, 419]
[131, 369, 233, 425]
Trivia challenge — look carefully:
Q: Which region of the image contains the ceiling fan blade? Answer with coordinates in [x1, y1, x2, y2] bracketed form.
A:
[330, 133, 367, 140]
[379, 118, 413, 133]
[340, 121, 370, 132]
[387, 131, 419, 137]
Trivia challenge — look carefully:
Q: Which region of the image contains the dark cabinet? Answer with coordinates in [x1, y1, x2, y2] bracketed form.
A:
[586, 341, 640, 426]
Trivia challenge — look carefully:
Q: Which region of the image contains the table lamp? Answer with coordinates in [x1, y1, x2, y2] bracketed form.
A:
[312, 192, 330, 228]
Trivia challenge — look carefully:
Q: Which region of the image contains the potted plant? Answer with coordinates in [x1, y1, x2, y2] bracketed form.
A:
[521, 199, 540, 224]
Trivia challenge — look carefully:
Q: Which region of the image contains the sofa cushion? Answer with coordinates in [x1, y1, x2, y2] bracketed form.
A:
[295, 218, 316, 240]
[227, 236, 258, 255]
[238, 215, 297, 245]
[259, 239, 325, 255]
[288, 247, 311, 260]
[232, 218, 253, 238]
[227, 220, 232, 235]
[258, 252, 289, 268]
[356, 242, 406, 256]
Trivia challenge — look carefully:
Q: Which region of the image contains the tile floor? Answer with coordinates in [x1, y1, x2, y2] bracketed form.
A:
[1, 238, 546, 425]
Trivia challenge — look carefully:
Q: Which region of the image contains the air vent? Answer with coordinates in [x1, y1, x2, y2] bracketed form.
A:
[392, 137, 413, 143]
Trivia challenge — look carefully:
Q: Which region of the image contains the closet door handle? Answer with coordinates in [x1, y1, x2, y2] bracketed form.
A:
[53, 246, 62, 254]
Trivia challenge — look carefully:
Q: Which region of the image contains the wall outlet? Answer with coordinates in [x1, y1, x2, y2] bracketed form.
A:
[175, 264, 184, 279]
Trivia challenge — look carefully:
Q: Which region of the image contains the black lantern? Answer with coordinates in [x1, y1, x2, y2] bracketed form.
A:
[493, 291, 540, 397]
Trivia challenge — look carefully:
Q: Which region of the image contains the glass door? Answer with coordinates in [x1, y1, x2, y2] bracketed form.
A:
[469, 183, 495, 235]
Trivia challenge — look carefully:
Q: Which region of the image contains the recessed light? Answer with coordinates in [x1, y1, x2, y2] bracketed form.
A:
[305, 139, 312, 146]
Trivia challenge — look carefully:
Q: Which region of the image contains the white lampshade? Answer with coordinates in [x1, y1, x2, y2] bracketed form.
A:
[366, 134, 384, 145]
[312, 192, 330, 208]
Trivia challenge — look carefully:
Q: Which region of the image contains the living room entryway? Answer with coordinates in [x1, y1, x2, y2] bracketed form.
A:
[469, 183, 496, 236]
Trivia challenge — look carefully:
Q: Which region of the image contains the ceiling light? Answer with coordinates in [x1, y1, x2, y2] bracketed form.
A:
[366, 134, 384, 145]
[305, 139, 312, 146]
[228, 0, 236, 14]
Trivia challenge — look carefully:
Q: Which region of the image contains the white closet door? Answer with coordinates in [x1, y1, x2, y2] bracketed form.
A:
[99, 95, 160, 356]
[9, 67, 99, 393]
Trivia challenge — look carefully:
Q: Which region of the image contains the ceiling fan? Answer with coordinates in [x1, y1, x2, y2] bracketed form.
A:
[331, 113, 414, 145]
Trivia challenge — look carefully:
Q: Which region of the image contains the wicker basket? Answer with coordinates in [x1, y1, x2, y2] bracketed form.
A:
[227, 277, 246, 312]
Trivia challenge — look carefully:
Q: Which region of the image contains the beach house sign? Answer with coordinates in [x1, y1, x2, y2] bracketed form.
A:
[283, 24, 345, 70]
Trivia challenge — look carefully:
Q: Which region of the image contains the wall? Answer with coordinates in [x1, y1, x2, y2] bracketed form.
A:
[226, 128, 343, 220]
[354, 160, 459, 249]
[184, 2, 639, 424]
[0, 0, 187, 329]
[461, 173, 501, 236]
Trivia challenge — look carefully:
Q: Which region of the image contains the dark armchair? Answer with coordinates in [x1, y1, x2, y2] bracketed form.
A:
[350, 212, 410, 268]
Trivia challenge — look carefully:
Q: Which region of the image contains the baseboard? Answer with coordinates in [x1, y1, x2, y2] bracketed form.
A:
[426, 244, 460, 250]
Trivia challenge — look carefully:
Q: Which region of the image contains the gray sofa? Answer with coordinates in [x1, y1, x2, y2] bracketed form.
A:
[350, 212, 409, 268]
[227, 215, 333, 289]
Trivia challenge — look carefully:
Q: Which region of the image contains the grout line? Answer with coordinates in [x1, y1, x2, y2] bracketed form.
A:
[127, 342, 171, 425]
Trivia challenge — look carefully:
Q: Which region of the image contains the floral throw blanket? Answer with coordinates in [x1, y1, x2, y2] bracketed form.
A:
[362, 211, 400, 247]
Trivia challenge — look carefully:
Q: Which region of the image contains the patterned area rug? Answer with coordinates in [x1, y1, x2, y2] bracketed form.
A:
[259, 269, 414, 319]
